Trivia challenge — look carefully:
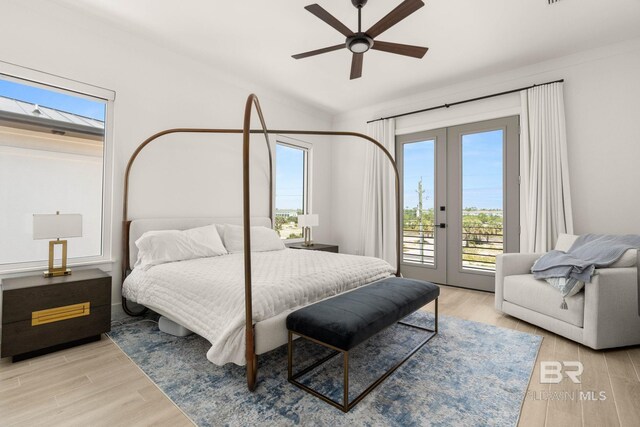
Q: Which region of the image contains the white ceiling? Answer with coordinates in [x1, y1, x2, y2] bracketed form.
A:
[55, 0, 640, 114]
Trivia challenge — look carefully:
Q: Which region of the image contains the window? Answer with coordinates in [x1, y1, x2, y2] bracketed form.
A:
[274, 138, 311, 240]
[0, 63, 114, 273]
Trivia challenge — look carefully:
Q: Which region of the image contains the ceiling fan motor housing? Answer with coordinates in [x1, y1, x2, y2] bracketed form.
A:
[346, 33, 374, 53]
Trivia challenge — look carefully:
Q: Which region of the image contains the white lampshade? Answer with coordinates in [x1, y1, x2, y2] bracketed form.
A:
[33, 213, 83, 240]
[298, 214, 319, 227]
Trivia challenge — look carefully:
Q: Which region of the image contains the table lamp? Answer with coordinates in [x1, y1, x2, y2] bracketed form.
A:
[33, 212, 83, 277]
[298, 214, 319, 247]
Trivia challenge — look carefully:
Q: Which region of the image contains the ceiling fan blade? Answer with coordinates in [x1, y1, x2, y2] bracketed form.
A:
[292, 44, 345, 59]
[371, 41, 428, 58]
[350, 53, 363, 80]
[366, 0, 425, 39]
[305, 4, 354, 37]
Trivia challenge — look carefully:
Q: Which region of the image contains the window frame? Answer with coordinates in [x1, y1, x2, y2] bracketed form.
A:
[274, 135, 313, 243]
[0, 61, 116, 274]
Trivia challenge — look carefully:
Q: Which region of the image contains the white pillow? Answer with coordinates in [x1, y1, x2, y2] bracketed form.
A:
[611, 249, 637, 268]
[222, 224, 285, 253]
[554, 234, 579, 252]
[135, 224, 227, 270]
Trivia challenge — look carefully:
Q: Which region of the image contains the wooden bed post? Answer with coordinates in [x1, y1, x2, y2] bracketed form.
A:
[242, 94, 272, 391]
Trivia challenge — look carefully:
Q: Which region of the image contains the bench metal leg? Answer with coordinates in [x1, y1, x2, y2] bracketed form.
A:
[288, 297, 439, 412]
[343, 352, 349, 411]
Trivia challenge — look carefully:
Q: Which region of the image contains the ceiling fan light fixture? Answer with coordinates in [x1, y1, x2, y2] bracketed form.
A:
[293, 0, 428, 79]
[346, 34, 373, 53]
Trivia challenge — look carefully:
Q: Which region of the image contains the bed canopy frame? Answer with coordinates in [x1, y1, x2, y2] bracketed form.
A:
[122, 94, 402, 391]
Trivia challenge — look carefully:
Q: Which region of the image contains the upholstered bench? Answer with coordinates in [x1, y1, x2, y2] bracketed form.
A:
[286, 277, 439, 412]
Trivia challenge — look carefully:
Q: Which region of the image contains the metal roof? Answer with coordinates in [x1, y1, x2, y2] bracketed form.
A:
[0, 95, 104, 136]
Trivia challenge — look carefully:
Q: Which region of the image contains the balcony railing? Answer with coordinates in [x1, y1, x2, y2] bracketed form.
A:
[402, 220, 504, 271]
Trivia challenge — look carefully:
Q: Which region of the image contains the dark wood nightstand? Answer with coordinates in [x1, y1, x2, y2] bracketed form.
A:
[1, 269, 111, 362]
[286, 242, 339, 253]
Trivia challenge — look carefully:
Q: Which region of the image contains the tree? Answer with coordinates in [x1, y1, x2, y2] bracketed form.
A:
[416, 177, 425, 217]
[415, 178, 429, 262]
[275, 216, 286, 233]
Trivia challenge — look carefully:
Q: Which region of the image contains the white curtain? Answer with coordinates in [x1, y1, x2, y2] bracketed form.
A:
[359, 118, 397, 267]
[520, 82, 574, 252]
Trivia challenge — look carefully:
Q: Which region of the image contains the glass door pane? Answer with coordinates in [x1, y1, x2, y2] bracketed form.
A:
[402, 140, 436, 265]
[461, 130, 504, 272]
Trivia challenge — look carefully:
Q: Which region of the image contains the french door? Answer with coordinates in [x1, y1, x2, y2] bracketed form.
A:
[396, 116, 520, 292]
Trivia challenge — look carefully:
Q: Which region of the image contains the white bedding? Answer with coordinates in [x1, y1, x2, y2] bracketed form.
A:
[123, 248, 395, 365]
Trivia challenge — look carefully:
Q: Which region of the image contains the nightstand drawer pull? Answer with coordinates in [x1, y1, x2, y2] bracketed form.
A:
[31, 302, 91, 326]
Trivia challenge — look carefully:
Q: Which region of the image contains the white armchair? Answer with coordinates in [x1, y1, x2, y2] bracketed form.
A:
[495, 234, 640, 349]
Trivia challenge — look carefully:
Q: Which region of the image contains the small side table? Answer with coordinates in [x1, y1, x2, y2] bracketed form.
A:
[1, 269, 112, 362]
[286, 242, 339, 253]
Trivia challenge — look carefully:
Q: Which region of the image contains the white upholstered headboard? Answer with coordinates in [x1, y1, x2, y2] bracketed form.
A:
[127, 216, 273, 269]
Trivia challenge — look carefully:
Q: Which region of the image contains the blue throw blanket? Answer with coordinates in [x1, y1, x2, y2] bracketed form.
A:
[532, 234, 640, 281]
[531, 234, 640, 310]
[531, 234, 640, 308]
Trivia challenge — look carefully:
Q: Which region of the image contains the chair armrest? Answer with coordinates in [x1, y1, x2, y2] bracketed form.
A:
[497, 253, 543, 276]
[495, 252, 544, 311]
[583, 267, 640, 349]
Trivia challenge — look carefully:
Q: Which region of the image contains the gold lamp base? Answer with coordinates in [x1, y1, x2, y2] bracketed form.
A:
[302, 227, 314, 247]
[44, 239, 72, 278]
[43, 269, 72, 278]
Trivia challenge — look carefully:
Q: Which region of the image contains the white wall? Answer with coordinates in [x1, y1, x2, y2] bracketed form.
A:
[331, 38, 640, 255]
[0, 0, 333, 314]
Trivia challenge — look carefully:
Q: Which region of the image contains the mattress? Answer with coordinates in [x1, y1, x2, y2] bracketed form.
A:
[123, 248, 395, 365]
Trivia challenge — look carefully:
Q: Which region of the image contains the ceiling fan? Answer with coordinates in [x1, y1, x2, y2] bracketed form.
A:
[292, 0, 429, 80]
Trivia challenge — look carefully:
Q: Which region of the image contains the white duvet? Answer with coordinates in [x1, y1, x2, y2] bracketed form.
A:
[123, 248, 395, 365]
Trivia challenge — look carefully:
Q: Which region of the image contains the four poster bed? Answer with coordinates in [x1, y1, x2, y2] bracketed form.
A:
[121, 94, 402, 391]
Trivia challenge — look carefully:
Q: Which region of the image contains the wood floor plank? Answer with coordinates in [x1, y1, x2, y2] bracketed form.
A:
[518, 334, 555, 427]
[55, 362, 145, 407]
[0, 375, 90, 420]
[605, 350, 638, 379]
[608, 376, 640, 427]
[515, 320, 537, 335]
[444, 288, 483, 319]
[5, 396, 60, 427]
[45, 378, 150, 426]
[579, 346, 620, 427]
[18, 348, 122, 386]
[0, 376, 20, 392]
[495, 313, 520, 331]
[626, 347, 640, 381]
[0, 353, 67, 381]
[544, 336, 582, 427]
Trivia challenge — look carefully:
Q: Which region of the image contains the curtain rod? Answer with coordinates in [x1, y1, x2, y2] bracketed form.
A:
[366, 79, 565, 124]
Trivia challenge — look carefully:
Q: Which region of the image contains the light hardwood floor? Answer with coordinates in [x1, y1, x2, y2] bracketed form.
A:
[1, 285, 638, 426]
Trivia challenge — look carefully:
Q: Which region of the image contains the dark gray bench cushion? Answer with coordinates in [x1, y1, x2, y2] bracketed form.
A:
[286, 277, 439, 351]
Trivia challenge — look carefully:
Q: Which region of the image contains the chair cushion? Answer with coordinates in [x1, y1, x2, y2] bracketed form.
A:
[503, 274, 584, 327]
[286, 277, 439, 351]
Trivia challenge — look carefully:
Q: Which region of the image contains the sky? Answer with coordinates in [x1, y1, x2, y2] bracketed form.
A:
[404, 129, 503, 210]
[275, 144, 304, 210]
[0, 77, 105, 121]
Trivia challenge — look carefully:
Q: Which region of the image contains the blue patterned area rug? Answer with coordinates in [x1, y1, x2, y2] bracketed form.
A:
[108, 312, 541, 427]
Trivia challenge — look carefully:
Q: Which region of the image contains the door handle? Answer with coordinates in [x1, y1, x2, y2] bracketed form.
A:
[436, 223, 447, 229]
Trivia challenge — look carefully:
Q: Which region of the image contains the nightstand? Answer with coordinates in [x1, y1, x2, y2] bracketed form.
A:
[1, 269, 111, 362]
[286, 242, 339, 253]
